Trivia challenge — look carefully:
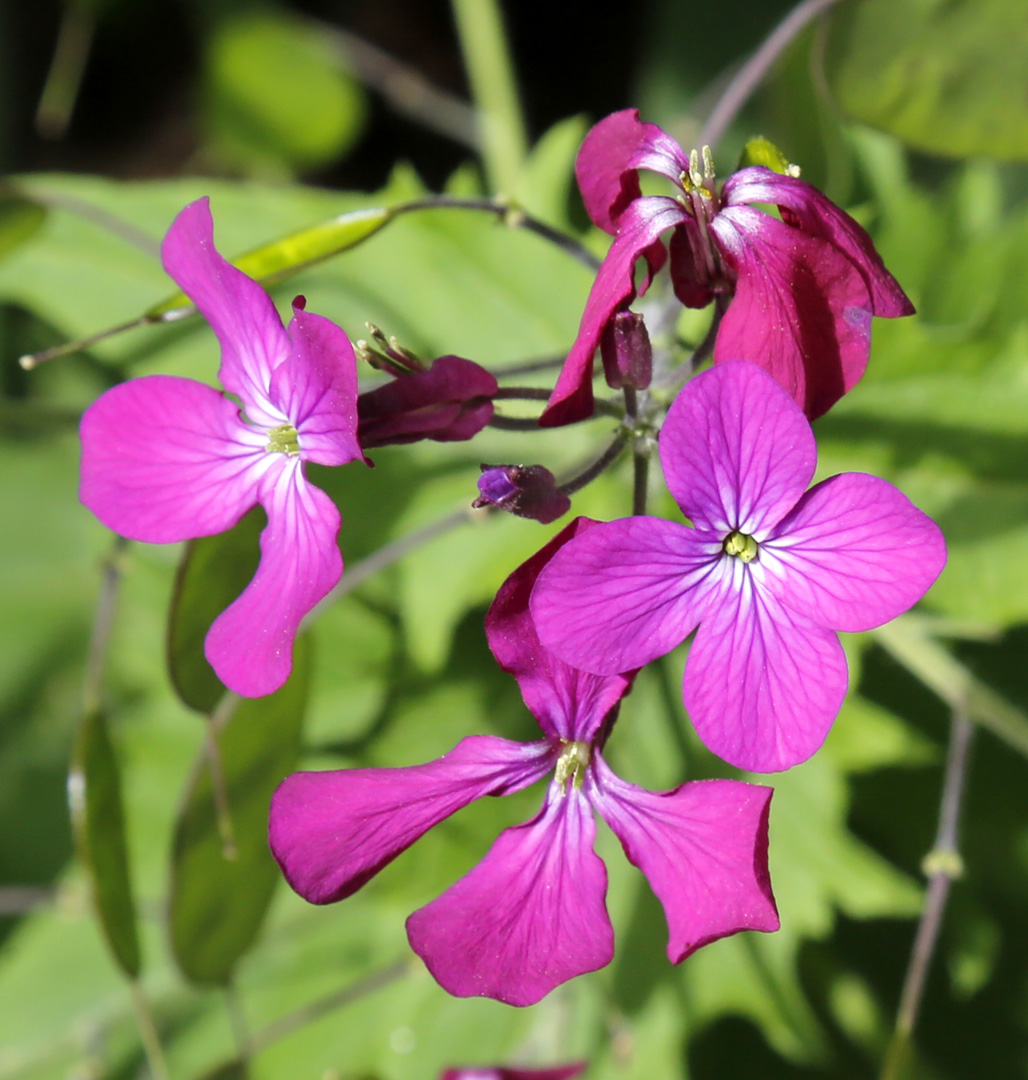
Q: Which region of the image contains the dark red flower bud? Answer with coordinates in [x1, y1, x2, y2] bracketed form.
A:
[599, 309, 652, 390]
[473, 464, 571, 525]
[357, 355, 498, 448]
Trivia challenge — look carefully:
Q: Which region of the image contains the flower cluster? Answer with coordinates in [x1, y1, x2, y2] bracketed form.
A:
[77, 108, 945, 1009]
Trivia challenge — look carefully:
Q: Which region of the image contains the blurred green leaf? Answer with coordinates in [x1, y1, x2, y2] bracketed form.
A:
[0, 197, 47, 262]
[68, 708, 141, 979]
[169, 638, 309, 986]
[167, 508, 264, 715]
[203, 10, 367, 176]
[147, 205, 395, 320]
[826, 0, 1028, 161]
[193, 1059, 248, 1080]
[737, 135, 796, 175]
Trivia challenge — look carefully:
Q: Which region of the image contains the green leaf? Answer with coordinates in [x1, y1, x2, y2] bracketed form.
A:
[68, 709, 141, 979]
[0, 196, 47, 262]
[737, 136, 797, 175]
[169, 638, 310, 986]
[203, 10, 367, 176]
[825, 0, 1028, 161]
[167, 508, 264, 714]
[146, 205, 395, 320]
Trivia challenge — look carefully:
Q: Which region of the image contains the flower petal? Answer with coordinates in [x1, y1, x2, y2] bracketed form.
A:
[270, 300, 364, 466]
[659, 360, 817, 536]
[710, 207, 876, 419]
[161, 198, 289, 420]
[723, 167, 914, 317]
[576, 108, 689, 233]
[406, 787, 613, 1006]
[269, 735, 553, 905]
[588, 756, 778, 961]
[762, 472, 947, 632]
[684, 566, 848, 771]
[487, 517, 635, 743]
[540, 197, 686, 427]
[79, 375, 266, 543]
[531, 517, 722, 676]
[204, 464, 342, 697]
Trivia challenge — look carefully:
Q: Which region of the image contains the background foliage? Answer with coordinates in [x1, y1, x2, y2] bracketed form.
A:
[1, 0, 1027, 1077]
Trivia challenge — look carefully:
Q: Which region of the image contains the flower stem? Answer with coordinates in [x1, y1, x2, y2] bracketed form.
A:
[129, 980, 171, 1080]
[35, 0, 95, 140]
[879, 710, 975, 1080]
[558, 428, 630, 497]
[698, 0, 844, 151]
[82, 536, 129, 716]
[450, 0, 528, 193]
[249, 958, 412, 1052]
[203, 715, 238, 862]
[397, 195, 600, 272]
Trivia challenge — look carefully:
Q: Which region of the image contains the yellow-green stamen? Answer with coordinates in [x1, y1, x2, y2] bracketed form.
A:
[266, 423, 300, 455]
[554, 740, 591, 793]
[724, 530, 759, 563]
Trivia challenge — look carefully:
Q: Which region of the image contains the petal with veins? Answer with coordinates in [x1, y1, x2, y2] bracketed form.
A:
[659, 361, 818, 537]
[589, 757, 778, 961]
[161, 197, 290, 422]
[269, 736, 554, 904]
[406, 787, 613, 1006]
[531, 516, 722, 677]
[487, 517, 635, 743]
[763, 472, 947, 632]
[684, 567, 848, 772]
[204, 463, 342, 697]
[79, 374, 266, 543]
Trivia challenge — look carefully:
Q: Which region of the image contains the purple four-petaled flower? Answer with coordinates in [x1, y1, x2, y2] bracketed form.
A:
[541, 109, 914, 426]
[531, 361, 946, 772]
[269, 517, 778, 1006]
[80, 197, 366, 698]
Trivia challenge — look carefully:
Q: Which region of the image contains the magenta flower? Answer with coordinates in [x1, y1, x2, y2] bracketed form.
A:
[540, 109, 914, 426]
[270, 518, 778, 1006]
[80, 197, 365, 698]
[532, 361, 946, 772]
[473, 463, 571, 524]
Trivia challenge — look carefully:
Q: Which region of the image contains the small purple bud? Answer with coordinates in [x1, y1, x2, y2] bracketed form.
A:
[600, 310, 652, 390]
[473, 464, 571, 525]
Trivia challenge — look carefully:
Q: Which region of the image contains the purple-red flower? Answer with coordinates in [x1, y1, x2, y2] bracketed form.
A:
[269, 518, 778, 1006]
[357, 354, 498, 448]
[80, 197, 365, 698]
[473, 463, 571, 524]
[540, 109, 914, 427]
[532, 361, 946, 772]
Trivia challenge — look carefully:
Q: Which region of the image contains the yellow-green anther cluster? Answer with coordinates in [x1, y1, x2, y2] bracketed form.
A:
[554, 740, 591, 794]
[266, 423, 300, 455]
[724, 530, 759, 563]
[682, 145, 716, 197]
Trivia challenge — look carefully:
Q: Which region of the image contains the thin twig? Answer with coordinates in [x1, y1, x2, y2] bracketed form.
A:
[224, 982, 252, 1060]
[6, 182, 161, 258]
[559, 428, 630, 497]
[880, 711, 975, 1080]
[204, 718, 238, 861]
[311, 20, 479, 149]
[698, 0, 845, 151]
[250, 958, 412, 1052]
[396, 196, 600, 272]
[129, 981, 171, 1080]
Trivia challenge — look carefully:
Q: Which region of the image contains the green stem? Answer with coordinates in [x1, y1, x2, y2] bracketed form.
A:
[129, 980, 171, 1080]
[450, 0, 528, 192]
[880, 711, 974, 1080]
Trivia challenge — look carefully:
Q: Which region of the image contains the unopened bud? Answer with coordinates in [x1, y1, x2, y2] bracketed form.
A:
[473, 464, 571, 525]
[599, 311, 652, 390]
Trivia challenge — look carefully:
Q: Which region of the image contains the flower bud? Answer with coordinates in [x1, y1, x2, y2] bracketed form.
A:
[599, 310, 652, 390]
[473, 464, 571, 525]
[357, 355, 498, 448]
